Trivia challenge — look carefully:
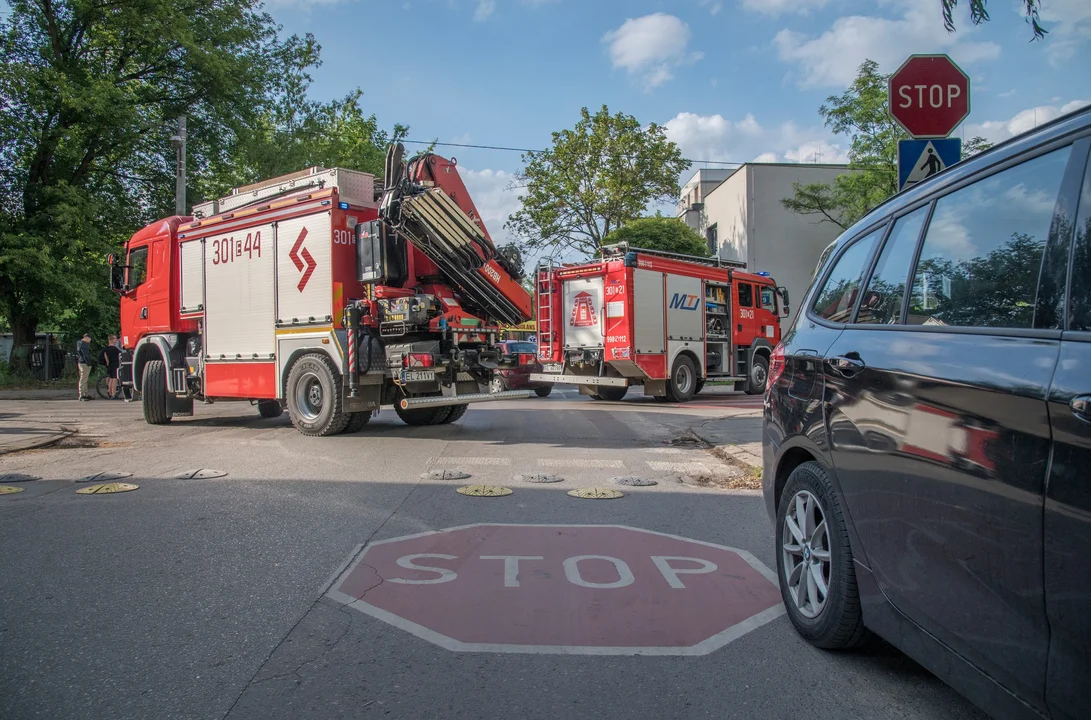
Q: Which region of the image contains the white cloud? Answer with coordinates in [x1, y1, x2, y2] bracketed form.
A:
[459, 168, 523, 246]
[474, 0, 495, 21]
[698, 0, 723, 15]
[740, 0, 827, 16]
[663, 111, 849, 166]
[1033, 0, 1091, 65]
[602, 14, 703, 90]
[965, 100, 1090, 144]
[773, 3, 1000, 88]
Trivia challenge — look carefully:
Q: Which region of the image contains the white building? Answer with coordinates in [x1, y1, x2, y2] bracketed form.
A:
[678, 163, 856, 326]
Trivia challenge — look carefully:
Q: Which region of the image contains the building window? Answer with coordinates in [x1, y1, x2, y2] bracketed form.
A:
[706, 224, 718, 255]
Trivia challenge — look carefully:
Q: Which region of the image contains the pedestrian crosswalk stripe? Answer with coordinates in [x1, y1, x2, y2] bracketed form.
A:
[538, 458, 626, 468]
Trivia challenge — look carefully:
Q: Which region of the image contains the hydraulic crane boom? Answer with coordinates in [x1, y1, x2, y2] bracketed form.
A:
[377, 143, 533, 326]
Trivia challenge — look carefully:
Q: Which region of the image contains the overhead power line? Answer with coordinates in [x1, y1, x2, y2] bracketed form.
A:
[399, 138, 745, 167]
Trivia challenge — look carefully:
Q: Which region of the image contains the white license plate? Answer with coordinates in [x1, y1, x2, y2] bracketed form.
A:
[543, 363, 563, 374]
[402, 370, 436, 383]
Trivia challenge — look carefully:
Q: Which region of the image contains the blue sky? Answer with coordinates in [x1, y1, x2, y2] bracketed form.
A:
[237, 1, 1088, 241]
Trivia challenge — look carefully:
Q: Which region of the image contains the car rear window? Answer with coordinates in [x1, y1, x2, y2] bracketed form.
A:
[810, 227, 884, 323]
[907, 146, 1071, 329]
[505, 342, 537, 354]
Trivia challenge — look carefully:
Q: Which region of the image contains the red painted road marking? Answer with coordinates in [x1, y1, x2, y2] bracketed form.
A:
[327, 524, 783, 655]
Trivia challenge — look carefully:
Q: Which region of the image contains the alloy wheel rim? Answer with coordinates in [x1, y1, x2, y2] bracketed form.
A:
[675, 364, 693, 394]
[781, 489, 831, 619]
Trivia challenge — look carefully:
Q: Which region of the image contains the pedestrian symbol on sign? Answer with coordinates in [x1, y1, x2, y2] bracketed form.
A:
[897, 138, 962, 192]
[922, 148, 943, 177]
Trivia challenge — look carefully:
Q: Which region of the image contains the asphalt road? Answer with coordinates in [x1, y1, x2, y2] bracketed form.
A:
[0, 390, 985, 720]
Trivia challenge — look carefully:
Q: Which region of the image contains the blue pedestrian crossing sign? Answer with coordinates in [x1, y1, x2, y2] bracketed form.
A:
[898, 138, 961, 192]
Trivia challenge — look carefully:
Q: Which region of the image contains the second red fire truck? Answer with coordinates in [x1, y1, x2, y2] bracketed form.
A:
[530, 244, 790, 402]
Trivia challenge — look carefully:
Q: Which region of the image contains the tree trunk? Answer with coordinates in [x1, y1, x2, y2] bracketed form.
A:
[9, 313, 39, 347]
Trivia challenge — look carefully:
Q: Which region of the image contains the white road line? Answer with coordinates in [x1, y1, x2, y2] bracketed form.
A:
[646, 461, 711, 473]
[431, 457, 512, 466]
[537, 458, 626, 469]
[607, 411, 670, 440]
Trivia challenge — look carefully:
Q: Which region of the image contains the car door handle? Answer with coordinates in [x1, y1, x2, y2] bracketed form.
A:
[140, 307, 148, 319]
[1071, 395, 1091, 423]
[827, 355, 865, 376]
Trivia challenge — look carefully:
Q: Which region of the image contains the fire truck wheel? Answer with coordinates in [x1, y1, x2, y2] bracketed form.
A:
[394, 402, 449, 426]
[667, 355, 697, 403]
[286, 353, 350, 437]
[695, 380, 706, 395]
[343, 411, 372, 433]
[258, 400, 283, 419]
[595, 385, 629, 402]
[580, 385, 601, 399]
[442, 405, 469, 423]
[745, 355, 769, 396]
[142, 359, 171, 425]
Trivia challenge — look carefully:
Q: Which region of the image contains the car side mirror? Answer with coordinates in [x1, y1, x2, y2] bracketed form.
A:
[357, 220, 386, 284]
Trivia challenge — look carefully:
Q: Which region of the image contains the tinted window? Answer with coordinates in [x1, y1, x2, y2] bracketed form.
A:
[128, 247, 148, 289]
[907, 147, 1071, 329]
[505, 342, 537, 354]
[738, 283, 753, 307]
[811, 227, 883, 323]
[856, 206, 928, 325]
[1071, 154, 1091, 332]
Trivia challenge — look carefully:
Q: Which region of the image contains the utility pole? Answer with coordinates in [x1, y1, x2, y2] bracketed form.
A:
[172, 115, 187, 216]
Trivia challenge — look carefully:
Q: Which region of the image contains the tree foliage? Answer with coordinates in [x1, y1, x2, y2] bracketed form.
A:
[0, 0, 402, 348]
[602, 216, 710, 258]
[506, 105, 689, 259]
[941, 1, 1047, 40]
[782, 59, 992, 231]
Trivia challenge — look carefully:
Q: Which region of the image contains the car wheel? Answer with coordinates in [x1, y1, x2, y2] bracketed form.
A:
[595, 385, 628, 402]
[745, 355, 769, 396]
[776, 461, 870, 649]
[490, 376, 506, 394]
[141, 359, 171, 425]
[666, 355, 697, 403]
[258, 400, 284, 418]
[534, 385, 553, 398]
[286, 353, 349, 437]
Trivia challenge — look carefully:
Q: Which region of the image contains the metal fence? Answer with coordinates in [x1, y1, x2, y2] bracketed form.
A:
[4, 342, 76, 381]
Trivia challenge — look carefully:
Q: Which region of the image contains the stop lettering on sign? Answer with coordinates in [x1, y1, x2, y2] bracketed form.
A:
[327, 524, 784, 655]
[896, 83, 962, 110]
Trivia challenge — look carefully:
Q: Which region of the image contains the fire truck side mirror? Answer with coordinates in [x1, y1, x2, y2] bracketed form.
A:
[109, 261, 127, 294]
[356, 220, 386, 284]
[777, 286, 790, 316]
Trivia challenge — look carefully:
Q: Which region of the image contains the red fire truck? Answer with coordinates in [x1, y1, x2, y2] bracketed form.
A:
[110, 143, 537, 435]
[529, 244, 789, 401]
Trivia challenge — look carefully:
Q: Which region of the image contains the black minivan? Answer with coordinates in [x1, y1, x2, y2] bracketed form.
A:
[763, 104, 1090, 720]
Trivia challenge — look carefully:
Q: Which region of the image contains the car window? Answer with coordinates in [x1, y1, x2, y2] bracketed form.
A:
[907, 146, 1071, 329]
[506, 342, 537, 353]
[1070, 152, 1091, 332]
[738, 283, 753, 307]
[856, 206, 929, 325]
[810, 227, 884, 323]
[760, 286, 776, 312]
[127, 246, 148, 289]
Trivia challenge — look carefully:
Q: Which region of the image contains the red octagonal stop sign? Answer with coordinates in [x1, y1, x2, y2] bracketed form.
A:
[889, 54, 970, 138]
[327, 524, 784, 655]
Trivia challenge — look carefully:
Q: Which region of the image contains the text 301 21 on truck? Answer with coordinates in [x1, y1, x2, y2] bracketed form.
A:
[109, 143, 536, 435]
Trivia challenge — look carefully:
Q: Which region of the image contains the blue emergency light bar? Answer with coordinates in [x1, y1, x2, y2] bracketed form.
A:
[338, 201, 349, 210]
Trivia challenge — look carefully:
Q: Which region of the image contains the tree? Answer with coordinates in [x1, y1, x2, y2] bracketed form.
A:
[506, 105, 689, 259]
[781, 59, 992, 230]
[941, 1, 1046, 40]
[602, 216, 710, 257]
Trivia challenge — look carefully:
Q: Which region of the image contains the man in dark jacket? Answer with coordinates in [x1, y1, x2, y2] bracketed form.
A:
[77, 333, 93, 401]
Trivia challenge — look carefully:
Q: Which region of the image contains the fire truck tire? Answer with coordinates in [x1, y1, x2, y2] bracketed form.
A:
[258, 400, 284, 418]
[667, 355, 697, 403]
[745, 355, 769, 396]
[695, 380, 706, 395]
[142, 360, 171, 425]
[442, 405, 469, 423]
[394, 402, 449, 426]
[534, 386, 553, 398]
[286, 353, 350, 437]
[580, 385, 601, 399]
[595, 385, 629, 402]
[343, 411, 372, 433]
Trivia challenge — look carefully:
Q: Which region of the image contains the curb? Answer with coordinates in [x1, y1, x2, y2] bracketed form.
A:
[710, 444, 762, 469]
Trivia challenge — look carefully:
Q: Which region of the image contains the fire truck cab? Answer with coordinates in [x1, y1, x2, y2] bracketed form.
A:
[530, 244, 789, 402]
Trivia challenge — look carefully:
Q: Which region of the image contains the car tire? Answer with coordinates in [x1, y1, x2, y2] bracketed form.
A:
[141, 359, 171, 425]
[775, 460, 870, 650]
[595, 385, 628, 402]
[666, 355, 697, 403]
[343, 411, 372, 433]
[534, 385, 553, 398]
[490, 376, 507, 394]
[745, 355, 769, 396]
[286, 353, 349, 437]
[258, 400, 284, 418]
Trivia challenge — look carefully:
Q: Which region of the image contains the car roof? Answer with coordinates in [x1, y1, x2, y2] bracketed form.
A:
[833, 103, 1091, 246]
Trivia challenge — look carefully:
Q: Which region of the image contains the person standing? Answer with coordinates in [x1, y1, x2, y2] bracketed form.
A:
[76, 333, 93, 401]
[100, 334, 121, 399]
